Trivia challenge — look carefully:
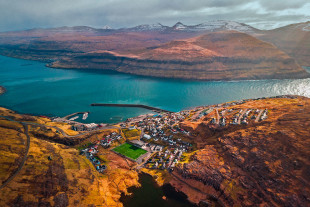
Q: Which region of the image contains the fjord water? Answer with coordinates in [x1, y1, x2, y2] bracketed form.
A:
[0, 55, 309, 123]
[120, 173, 196, 207]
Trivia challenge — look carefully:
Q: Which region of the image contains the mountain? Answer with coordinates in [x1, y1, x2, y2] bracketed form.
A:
[126, 23, 169, 31]
[0, 21, 309, 80]
[256, 21, 310, 66]
[125, 20, 258, 33]
[50, 31, 309, 80]
[172, 22, 188, 30]
[170, 20, 258, 33]
[102, 25, 112, 30]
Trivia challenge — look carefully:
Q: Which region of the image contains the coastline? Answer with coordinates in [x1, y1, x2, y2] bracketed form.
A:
[0, 86, 6, 95]
[1, 54, 310, 82]
[47, 62, 310, 82]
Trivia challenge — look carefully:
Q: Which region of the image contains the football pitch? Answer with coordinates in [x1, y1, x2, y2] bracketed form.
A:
[112, 143, 147, 160]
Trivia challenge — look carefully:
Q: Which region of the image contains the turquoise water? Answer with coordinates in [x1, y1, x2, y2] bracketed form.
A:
[0, 55, 309, 123]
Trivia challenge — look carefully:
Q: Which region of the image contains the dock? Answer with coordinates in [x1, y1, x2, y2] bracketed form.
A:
[62, 112, 90, 120]
[90, 103, 173, 113]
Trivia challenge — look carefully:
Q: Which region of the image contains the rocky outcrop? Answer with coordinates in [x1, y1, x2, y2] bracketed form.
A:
[0, 86, 5, 95]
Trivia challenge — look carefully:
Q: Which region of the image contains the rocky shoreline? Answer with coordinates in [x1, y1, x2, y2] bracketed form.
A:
[0, 86, 6, 95]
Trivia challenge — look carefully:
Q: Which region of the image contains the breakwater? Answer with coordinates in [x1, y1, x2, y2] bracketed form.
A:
[91, 103, 173, 113]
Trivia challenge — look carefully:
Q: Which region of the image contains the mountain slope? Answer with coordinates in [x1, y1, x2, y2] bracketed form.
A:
[0, 21, 309, 80]
[257, 21, 310, 66]
[172, 96, 310, 206]
[51, 31, 309, 80]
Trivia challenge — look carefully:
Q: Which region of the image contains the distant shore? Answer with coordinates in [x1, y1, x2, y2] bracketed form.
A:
[0, 86, 6, 95]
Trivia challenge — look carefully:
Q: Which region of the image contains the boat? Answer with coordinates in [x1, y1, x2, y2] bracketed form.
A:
[82, 112, 89, 120]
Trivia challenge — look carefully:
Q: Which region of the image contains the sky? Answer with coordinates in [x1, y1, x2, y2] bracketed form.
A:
[0, 0, 309, 32]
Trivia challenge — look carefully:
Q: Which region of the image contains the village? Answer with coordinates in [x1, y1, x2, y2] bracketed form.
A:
[63, 99, 269, 174]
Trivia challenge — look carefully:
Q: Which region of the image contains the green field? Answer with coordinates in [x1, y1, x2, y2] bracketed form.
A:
[113, 143, 147, 160]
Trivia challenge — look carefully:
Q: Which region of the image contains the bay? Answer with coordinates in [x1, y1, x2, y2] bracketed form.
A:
[0, 55, 309, 123]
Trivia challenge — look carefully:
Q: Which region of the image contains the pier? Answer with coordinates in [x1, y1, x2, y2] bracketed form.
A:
[90, 103, 173, 113]
[62, 112, 90, 120]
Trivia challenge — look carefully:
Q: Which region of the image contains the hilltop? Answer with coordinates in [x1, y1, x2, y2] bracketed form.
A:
[0, 21, 309, 80]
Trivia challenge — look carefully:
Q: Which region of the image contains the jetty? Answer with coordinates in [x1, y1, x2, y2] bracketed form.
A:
[62, 112, 90, 120]
[90, 103, 173, 113]
[69, 116, 79, 121]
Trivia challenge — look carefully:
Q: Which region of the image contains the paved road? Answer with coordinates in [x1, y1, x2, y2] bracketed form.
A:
[255, 110, 264, 122]
[215, 108, 220, 125]
[237, 109, 247, 124]
[191, 108, 204, 121]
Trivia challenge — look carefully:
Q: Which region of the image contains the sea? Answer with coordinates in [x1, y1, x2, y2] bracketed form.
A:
[0, 55, 309, 124]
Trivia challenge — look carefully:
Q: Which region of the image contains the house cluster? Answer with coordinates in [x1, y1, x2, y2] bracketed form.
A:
[131, 140, 164, 153]
[194, 107, 214, 121]
[145, 147, 184, 170]
[100, 132, 122, 147]
[80, 144, 106, 173]
[80, 132, 122, 173]
[211, 108, 269, 126]
[127, 113, 192, 149]
[118, 112, 193, 167]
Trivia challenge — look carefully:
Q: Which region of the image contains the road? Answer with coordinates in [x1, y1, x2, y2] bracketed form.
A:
[191, 108, 204, 121]
[237, 109, 247, 124]
[215, 108, 220, 125]
[255, 109, 264, 122]
[0, 120, 30, 190]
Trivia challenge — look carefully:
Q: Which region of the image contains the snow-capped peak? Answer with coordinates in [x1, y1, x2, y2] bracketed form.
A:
[129, 23, 167, 31]
[173, 22, 187, 30]
[124, 21, 255, 33]
[191, 20, 254, 32]
[102, 25, 112, 30]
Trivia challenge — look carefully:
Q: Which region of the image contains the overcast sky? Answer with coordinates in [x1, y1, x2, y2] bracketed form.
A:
[0, 0, 309, 32]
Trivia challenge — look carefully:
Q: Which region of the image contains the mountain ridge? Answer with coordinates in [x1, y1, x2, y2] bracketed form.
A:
[0, 21, 309, 80]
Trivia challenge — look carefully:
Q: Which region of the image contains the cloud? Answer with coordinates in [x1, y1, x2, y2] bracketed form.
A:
[0, 0, 309, 31]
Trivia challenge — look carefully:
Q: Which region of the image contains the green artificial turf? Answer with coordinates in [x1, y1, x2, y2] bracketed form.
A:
[113, 143, 147, 160]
